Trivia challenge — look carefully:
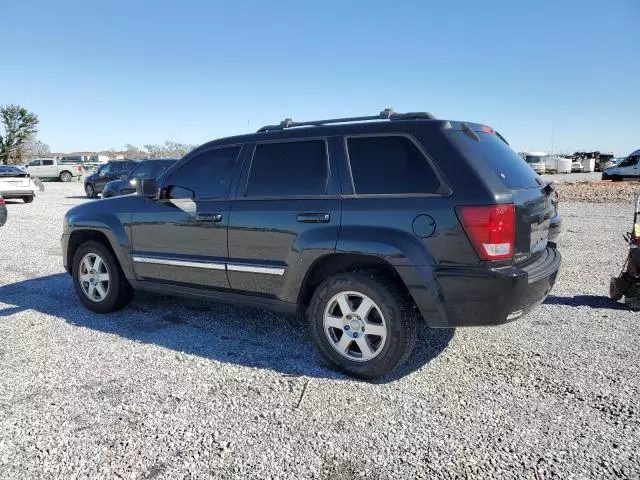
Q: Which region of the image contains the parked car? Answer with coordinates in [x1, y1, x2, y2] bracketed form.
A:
[23, 158, 83, 182]
[602, 149, 640, 181]
[571, 160, 584, 173]
[62, 110, 561, 378]
[0, 165, 43, 203]
[0, 195, 6, 226]
[84, 160, 139, 198]
[101, 159, 178, 199]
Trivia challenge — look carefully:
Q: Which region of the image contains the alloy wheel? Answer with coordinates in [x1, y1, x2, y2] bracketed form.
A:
[78, 253, 110, 302]
[323, 291, 387, 362]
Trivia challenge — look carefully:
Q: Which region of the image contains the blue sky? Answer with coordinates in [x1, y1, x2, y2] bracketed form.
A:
[1, 0, 638, 155]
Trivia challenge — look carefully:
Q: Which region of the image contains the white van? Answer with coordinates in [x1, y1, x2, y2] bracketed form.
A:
[520, 152, 548, 174]
[602, 149, 640, 181]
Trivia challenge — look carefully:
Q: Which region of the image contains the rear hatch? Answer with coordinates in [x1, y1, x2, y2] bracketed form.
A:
[451, 126, 555, 264]
[0, 169, 31, 188]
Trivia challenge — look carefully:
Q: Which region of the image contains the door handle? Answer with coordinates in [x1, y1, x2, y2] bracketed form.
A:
[297, 213, 330, 223]
[195, 213, 223, 222]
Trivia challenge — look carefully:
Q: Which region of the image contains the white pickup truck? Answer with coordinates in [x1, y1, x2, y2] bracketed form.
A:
[23, 158, 84, 182]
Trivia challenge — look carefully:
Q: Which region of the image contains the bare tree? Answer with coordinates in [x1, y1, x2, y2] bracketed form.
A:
[19, 139, 51, 160]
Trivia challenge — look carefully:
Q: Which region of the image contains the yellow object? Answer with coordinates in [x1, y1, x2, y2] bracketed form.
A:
[635, 223, 640, 238]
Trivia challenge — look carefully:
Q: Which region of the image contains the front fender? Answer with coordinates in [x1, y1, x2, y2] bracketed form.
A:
[65, 208, 134, 280]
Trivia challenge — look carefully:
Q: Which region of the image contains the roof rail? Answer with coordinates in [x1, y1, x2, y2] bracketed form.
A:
[256, 108, 436, 133]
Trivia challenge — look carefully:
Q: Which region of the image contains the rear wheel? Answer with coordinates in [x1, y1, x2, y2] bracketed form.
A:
[59, 171, 72, 182]
[85, 183, 96, 198]
[22, 196, 34, 203]
[308, 272, 417, 379]
[72, 241, 133, 313]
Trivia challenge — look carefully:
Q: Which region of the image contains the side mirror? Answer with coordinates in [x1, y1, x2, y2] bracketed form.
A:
[137, 178, 158, 198]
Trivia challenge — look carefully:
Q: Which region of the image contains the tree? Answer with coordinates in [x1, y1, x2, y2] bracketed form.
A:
[19, 139, 50, 160]
[107, 149, 119, 161]
[0, 105, 39, 164]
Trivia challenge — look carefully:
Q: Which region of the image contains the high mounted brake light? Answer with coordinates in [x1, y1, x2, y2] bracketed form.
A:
[456, 204, 515, 261]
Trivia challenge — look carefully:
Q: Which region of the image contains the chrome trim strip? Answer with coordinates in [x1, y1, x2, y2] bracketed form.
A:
[226, 264, 285, 276]
[132, 256, 226, 270]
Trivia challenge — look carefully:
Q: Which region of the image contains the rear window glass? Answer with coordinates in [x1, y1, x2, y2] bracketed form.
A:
[347, 136, 440, 195]
[454, 132, 542, 189]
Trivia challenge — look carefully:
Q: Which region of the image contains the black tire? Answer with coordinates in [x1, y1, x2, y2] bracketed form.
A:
[611, 175, 623, 182]
[601, 173, 610, 181]
[85, 183, 96, 198]
[59, 171, 72, 182]
[307, 271, 417, 379]
[72, 240, 133, 313]
[610, 277, 623, 301]
[22, 196, 34, 203]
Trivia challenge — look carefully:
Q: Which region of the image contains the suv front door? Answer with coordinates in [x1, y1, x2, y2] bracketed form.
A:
[130, 146, 243, 289]
[227, 138, 342, 301]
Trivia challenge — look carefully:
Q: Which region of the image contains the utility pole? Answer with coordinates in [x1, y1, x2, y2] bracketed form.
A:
[551, 127, 556, 154]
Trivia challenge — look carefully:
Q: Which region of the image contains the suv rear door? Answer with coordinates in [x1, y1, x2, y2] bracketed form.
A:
[130, 146, 243, 288]
[227, 138, 342, 300]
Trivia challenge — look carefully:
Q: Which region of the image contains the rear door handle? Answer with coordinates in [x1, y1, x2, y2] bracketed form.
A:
[297, 213, 330, 223]
[195, 213, 223, 222]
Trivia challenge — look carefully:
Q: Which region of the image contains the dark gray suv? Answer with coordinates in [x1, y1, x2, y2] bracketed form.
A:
[62, 110, 561, 378]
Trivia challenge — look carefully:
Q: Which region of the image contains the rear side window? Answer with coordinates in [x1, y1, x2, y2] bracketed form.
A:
[246, 140, 328, 197]
[164, 146, 240, 199]
[347, 136, 440, 195]
[454, 132, 541, 189]
[43, 160, 54, 166]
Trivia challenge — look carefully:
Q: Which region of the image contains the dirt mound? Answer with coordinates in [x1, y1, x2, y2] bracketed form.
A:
[555, 181, 640, 203]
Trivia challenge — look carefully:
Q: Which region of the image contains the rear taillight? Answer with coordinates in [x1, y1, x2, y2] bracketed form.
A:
[0, 198, 4, 206]
[456, 204, 515, 261]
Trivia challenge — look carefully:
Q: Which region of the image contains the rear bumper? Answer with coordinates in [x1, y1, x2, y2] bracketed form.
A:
[401, 247, 561, 328]
[549, 214, 562, 242]
[0, 190, 35, 198]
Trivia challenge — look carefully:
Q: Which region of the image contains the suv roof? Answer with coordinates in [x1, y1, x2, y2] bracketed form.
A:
[190, 109, 498, 157]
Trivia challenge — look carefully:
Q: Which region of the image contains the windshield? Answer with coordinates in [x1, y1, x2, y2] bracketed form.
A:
[525, 155, 547, 164]
[0, 166, 23, 173]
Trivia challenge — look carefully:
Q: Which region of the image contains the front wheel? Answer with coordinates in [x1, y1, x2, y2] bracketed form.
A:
[308, 272, 417, 379]
[60, 171, 73, 182]
[611, 175, 623, 182]
[72, 241, 133, 313]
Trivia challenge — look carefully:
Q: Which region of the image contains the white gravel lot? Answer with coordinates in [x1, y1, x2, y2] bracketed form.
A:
[540, 172, 602, 184]
[1, 182, 639, 479]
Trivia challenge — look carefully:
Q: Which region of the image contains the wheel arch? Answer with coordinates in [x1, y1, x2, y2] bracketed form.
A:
[66, 224, 135, 280]
[297, 253, 411, 306]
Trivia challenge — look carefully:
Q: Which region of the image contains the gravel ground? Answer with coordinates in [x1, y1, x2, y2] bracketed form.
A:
[555, 181, 640, 203]
[540, 172, 602, 184]
[1, 183, 639, 479]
